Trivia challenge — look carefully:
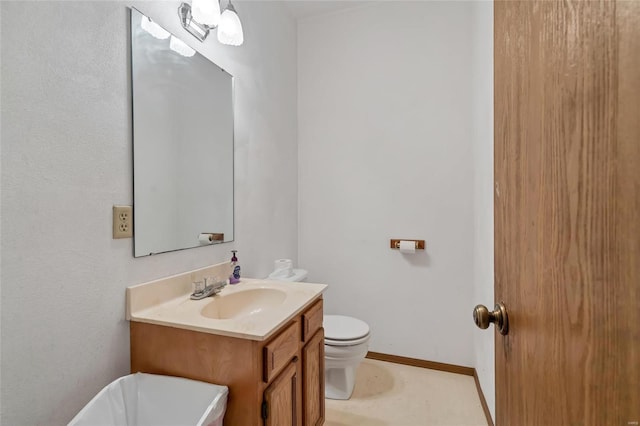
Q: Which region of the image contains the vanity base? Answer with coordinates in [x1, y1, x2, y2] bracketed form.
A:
[130, 297, 325, 426]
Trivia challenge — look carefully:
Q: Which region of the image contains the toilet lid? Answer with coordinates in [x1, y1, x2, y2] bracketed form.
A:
[324, 315, 370, 341]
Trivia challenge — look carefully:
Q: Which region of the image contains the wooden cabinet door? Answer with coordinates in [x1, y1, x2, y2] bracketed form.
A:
[301, 299, 323, 343]
[495, 1, 640, 424]
[263, 359, 302, 426]
[263, 321, 300, 383]
[302, 328, 324, 426]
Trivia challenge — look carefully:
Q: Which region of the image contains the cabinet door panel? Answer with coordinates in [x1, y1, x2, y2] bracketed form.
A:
[302, 299, 323, 343]
[264, 360, 300, 426]
[303, 328, 325, 426]
[264, 321, 300, 382]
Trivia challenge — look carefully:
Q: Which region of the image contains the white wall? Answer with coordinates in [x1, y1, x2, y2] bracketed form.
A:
[471, 0, 495, 420]
[298, 1, 477, 367]
[0, 1, 298, 424]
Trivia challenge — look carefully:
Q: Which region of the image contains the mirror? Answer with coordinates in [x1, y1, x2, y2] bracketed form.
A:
[130, 8, 234, 257]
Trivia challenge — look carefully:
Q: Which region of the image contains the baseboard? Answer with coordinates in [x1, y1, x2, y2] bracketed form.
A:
[473, 370, 495, 426]
[365, 351, 494, 426]
[365, 351, 474, 376]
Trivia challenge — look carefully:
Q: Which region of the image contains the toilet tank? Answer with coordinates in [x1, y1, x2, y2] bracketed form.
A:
[267, 268, 308, 282]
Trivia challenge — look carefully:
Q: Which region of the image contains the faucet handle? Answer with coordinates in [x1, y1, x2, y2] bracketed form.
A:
[193, 280, 205, 294]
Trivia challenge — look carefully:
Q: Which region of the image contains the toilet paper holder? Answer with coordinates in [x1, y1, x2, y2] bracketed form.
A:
[199, 233, 224, 242]
[390, 239, 425, 250]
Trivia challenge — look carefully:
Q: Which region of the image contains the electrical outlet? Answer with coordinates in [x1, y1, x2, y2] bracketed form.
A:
[113, 205, 133, 239]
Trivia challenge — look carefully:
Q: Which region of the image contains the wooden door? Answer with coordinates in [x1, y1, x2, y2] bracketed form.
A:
[302, 329, 325, 426]
[263, 360, 302, 426]
[494, 1, 640, 425]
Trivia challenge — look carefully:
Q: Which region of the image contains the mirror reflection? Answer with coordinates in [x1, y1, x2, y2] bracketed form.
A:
[131, 8, 234, 257]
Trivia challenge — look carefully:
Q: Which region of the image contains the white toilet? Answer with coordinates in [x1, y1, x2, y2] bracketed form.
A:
[323, 314, 370, 400]
[267, 261, 371, 400]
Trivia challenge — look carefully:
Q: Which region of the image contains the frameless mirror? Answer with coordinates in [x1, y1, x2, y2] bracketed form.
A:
[130, 8, 234, 257]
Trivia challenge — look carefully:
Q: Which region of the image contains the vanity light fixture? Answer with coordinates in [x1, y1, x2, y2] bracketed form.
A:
[217, 1, 244, 46]
[178, 0, 244, 46]
[192, 0, 220, 27]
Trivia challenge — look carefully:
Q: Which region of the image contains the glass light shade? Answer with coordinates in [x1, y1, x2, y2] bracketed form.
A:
[140, 16, 170, 40]
[169, 36, 196, 57]
[191, 0, 221, 27]
[217, 5, 243, 46]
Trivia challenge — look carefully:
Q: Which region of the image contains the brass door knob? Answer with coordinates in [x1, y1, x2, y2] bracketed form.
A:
[473, 302, 509, 335]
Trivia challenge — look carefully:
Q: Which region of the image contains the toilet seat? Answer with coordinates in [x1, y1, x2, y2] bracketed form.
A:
[324, 315, 370, 346]
[325, 335, 370, 346]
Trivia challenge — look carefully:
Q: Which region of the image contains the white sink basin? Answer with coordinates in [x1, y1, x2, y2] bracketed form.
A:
[128, 275, 327, 341]
[200, 288, 287, 320]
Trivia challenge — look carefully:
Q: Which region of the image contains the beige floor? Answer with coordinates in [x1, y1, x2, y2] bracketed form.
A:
[325, 359, 488, 426]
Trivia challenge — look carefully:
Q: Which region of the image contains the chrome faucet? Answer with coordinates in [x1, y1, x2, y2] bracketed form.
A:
[190, 277, 227, 300]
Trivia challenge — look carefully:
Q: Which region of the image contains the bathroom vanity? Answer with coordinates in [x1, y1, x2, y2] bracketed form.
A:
[127, 268, 327, 425]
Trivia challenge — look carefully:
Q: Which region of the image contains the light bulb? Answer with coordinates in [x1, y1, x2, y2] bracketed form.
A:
[140, 16, 170, 40]
[217, 2, 243, 46]
[169, 36, 196, 57]
[191, 0, 221, 27]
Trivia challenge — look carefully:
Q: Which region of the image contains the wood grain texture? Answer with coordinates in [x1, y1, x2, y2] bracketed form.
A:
[303, 329, 325, 426]
[264, 320, 301, 383]
[264, 360, 300, 426]
[494, 1, 640, 424]
[302, 299, 323, 343]
[130, 322, 263, 425]
[365, 352, 474, 376]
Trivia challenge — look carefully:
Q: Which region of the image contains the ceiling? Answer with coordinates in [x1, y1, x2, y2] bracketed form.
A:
[280, 1, 374, 21]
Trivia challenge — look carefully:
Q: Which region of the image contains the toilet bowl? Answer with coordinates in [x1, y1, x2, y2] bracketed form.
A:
[266, 263, 370, 400]
[323, 314, 370, 400]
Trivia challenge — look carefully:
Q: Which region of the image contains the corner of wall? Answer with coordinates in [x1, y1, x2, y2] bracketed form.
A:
[470, 0, 495, 422]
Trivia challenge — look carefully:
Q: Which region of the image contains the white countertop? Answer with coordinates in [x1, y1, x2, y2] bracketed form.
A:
[127, 276, 327, 341]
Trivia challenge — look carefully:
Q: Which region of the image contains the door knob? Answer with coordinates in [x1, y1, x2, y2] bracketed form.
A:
[473, 302, 509, 335]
